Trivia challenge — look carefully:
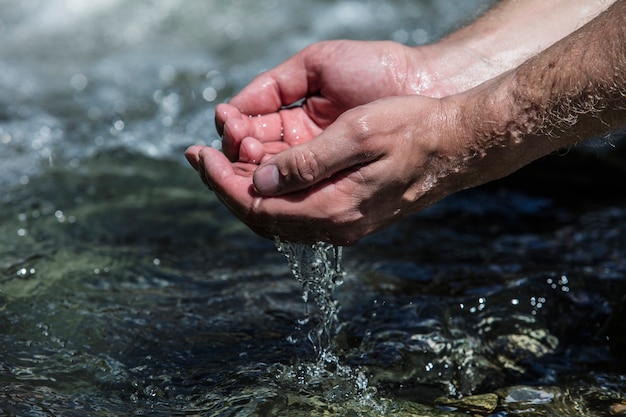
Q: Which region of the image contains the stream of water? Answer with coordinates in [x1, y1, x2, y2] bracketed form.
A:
[274, 240, 344, 360]
[272, 241, 380, 411]
[1, 1, 626, 416]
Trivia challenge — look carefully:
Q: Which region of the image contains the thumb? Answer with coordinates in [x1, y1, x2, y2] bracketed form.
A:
[253, 127, 370, 195]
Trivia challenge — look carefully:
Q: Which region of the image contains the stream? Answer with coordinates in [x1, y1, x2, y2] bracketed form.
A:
[1, 1, 625, 415]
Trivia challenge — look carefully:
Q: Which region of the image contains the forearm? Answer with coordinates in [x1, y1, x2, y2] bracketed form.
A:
[420, 0, 616, 97]
[511, 0, 626, 144]
[440, 0, 625, 190]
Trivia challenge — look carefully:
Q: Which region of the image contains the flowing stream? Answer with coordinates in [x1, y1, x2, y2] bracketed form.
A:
[1, 1, 626, 416]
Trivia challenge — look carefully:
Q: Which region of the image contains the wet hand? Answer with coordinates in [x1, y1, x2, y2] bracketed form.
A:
[215, 40, 430, 164]
[188, 95, 468, 244]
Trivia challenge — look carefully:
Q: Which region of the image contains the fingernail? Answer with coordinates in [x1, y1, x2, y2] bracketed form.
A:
[254, 165, 283, 194]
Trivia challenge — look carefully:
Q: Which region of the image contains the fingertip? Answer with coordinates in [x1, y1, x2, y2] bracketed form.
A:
[253, 164, 283, 195]
[214, 103, 231, 136]
[185, 144, 203, 154]
[221, 111, 248, 161]
[215, 102, 245, 140]
[197, 146, 235, 189]
[184, 145, 202, 169]
[239, 137, 265, 164]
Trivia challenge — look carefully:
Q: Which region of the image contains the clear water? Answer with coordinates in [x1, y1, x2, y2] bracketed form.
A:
[274, 240, 344, 359]
[1, 0, 626, 416]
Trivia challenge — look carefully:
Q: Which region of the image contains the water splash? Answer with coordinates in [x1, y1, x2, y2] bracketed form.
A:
[274, 238, 344, 361]
[274, 239, 380, 408]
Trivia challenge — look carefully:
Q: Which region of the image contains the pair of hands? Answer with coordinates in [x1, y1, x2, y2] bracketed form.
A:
[185, 40, 507, 244]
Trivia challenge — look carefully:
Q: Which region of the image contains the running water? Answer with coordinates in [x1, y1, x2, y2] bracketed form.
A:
[274, 239, 378, 406]
[274, 239, 344, 360]
[1, 1, 626, 415]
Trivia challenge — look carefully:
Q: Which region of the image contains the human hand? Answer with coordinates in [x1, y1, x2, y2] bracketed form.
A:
[187, 76, 579, 244]
[217, 0, 612, 164]
[186, 1, 620, 245]
[188, 94, 476, 244]
[215, 40, 435, 165]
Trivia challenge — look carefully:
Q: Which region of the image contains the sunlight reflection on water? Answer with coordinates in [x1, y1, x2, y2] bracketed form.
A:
[0, 0, 625, 416]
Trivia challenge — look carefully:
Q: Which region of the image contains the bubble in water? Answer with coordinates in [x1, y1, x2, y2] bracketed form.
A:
[112, 120, 125, 131]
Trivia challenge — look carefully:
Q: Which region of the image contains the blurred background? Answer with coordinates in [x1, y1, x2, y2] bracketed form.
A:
[1, 1, 625, 415]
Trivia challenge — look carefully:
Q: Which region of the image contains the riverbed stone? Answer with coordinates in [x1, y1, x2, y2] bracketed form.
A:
[434, 393, 499, 414]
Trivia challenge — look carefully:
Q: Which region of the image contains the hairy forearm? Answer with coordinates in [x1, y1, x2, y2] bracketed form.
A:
[511, 0, 626, 143]
[421, 0, 616, 96]
[444, 0, 625, 189]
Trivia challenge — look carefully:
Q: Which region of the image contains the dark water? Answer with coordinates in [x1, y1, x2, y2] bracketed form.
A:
[1, 1, 625, 416]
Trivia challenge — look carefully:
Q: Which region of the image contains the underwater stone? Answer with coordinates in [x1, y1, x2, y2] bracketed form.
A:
[435, 393, 498, 414]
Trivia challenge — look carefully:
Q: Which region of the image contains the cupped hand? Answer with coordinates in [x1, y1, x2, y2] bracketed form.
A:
[216, 40, 433, 164]
[187, 95, 471, 244]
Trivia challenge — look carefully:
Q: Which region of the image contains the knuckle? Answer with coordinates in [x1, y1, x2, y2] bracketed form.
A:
[348, 109, 374, 139]
[343, 107, 379, 158]
[286, 149, 321, 183]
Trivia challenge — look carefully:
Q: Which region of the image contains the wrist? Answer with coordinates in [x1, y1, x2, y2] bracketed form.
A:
[415, 0, 613, 99]
[414, 42, 511, 98]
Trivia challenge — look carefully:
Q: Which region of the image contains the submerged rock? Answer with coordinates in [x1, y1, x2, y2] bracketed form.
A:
[609, 400, 626, 415]
[435, 393, 499, 414]
[497, 385, 555, 405]
[433, 386, 561, 415]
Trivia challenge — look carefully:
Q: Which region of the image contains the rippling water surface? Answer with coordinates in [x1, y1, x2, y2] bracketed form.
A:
[1, 1, 626, 416]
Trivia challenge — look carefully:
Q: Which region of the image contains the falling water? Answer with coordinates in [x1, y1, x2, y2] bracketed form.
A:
[2, 0, 625, 415]
[273, 239, 379, 407]
[274, 238, 344, 361]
